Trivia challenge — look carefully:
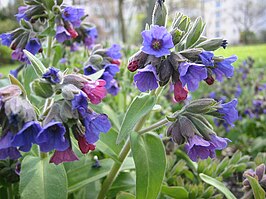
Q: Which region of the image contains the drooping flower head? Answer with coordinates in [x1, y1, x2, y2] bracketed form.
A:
[42, 67, 62, 84]
[11, 49, 28, 63]
[36, 121, 69, 152]
[76, 133, 95, 154]
[55, 26, 71, 43]
[50, 148, 79, 165]
[173, 81, 188, 102]
[11, 121, 42, 152]
[0, 131, 21, 160]
[82, 80, 107, 104]
[83, 113, 111, 144]
[178, 62, 207, 91]
[107, 79, 120, 96]
[185, 134, 231, 162]
[106, 44, 122, 59]
[134, 64, 158, 92]
[212, 55, 237, 81]
[218, 98, 238, 126]
[71, 92, 88, 117]
[15, 6, 29, 21]
[62, 6, 85, 27]
[141, 25, 174, 58]
[84, 26, 98, 49]
[25, 38, 41, 55]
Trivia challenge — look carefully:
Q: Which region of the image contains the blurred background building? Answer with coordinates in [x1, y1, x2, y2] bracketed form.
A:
[0, 0, 266, 45]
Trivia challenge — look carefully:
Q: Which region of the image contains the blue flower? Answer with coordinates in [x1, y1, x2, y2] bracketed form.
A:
[42, 67, 61, 84]
[141, 25, 174, 58]
[218, 99, 238, 126]
[185, 134, 230, 162]
[199, 51, 214, 66]
[10, 69, 18, 78]
[101, 72, 113, 89]
[25, 38, 41, 55]
[36, 121, 69, 152]
[84, 65, 98, 75]
[72, 92, 88, 117]
[212, 55, 237, 81]
[11, 49, 28, 62]
[15, 6, 29, 21]
[0, 33, 13, 46]
[62, 6, 85, 27]
[235, 85, 242, 97]
[106, 44, 122, 59]
[50, 147, 78, 165]
[11, 121, 42, 152]
[0, 131, 21, 160]
[107, 79, 120, 96]
[84, 27, 98, 49]
[134, 64, 158, 92]
[84, 113, 111, 143]
[104, 64, 120, 76]
[55, 26, 71, 43]
[178, 62, 207, 91]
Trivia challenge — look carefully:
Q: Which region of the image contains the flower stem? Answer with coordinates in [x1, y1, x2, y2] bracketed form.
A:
[7, 184, 14, 199]
[138, 118, 168, 135]
[46, 36, 53, 60]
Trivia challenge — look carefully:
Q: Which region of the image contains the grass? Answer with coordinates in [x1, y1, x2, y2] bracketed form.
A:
[215, 43, 266, 68]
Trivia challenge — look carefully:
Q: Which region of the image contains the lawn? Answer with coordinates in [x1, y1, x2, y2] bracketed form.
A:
[215, 43, 266, 68]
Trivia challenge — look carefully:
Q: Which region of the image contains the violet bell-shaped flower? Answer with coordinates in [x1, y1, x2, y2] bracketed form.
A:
[212, 55, 237, 81]
[50, 147, 79, 165]
[62, 6, 85, 27]
[217, 98, 238, 126]
[198, 51, 214, 66]
[0, 131, 21, 160]
[141, 25, 174, 58]
[106, 44, 122, 59]
[55, 25, 71, 43]
[133, 64, 158, 92]
[82, 79, 107, 104]
[178, 62, 207, 92]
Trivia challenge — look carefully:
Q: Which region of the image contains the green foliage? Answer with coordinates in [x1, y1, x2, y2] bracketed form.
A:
[245, 175, 265, 199]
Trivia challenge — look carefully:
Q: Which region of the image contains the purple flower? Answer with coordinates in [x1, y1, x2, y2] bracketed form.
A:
[25, 38, 41, 55]
[62, 6, 85, 27]
[218, 99, 238, 126]
[84, 27, 98, 49]
[59, 58, 68, 64]
[70, 42, 79, 52]
[0, 33, 13, 46]
[107, 79, 120, 96]
[84, 113, 111, 143]
[178, 62, 207, 91]
[11, 49, 28, 62]
[11, 121, 41, 152]
[55, 26, 71, 43]
[106, 44, 122, 59]
[199, 51, 214, 66]
[72, 92, 88, 117]
[101, 72, 113, 89]
[141, 25, 174, 58]
[134, 64, 158, 92]
[84, 65, 98, 75]
[185, 134, 230, 162]
[235, 85, 242, 97]
[104, 64, 120, 76]
[10, 69, 18, 78]
[50, 148, 79, 165]
[212, 55, 237, 81]
[42, 67, 61, 84]
[0, 131, 21, 160]
[36, 121, 69, 152]
[15, 6, 29, 21]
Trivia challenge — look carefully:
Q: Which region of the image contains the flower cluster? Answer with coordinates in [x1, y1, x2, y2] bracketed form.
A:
[0, 67, 111, 165]
[127, 24, 237, 103]
[83, 44, 122, 95]
[167, 98, 238, 161]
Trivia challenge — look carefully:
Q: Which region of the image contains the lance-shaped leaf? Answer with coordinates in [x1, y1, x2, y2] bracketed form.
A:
[161, 185, 189, 199]
[245, 175, 265, 199]
[185, 17, 205, 49]
[131, 132, 166, 199]
[199, 173, 237, 199]
[23, 50, 46, 77]
[9, 74, 27, 97]
[116, 93, 156, 144]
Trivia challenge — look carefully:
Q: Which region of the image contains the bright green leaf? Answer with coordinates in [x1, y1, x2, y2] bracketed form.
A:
[131, 132, 166, 199]
[87, 69, 105, 81]
[19, 155, 67, 199]
[117, 192, 136, 199]
[8, 74, 27, 97]
[23, 50, 46, 77]
[245, 175, 265, 199]
[161, 185, 189, 199]
[117, 93, 156, 144]
[199, 173, 237, 199]
[185, 17, 205, 48]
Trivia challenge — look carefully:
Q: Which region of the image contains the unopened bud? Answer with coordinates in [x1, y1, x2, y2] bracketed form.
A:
[128, 60, 139, 72]
[0, 85, 22, 102]
[168, 52, 186, 70]
[167, 120, 185, 145]
[61, 84, 80, 100]
[185, 98, 217, 114]
[152, 0, 168, 26]
[31, 80, 54, 98]
[174, 81, 188, 102]
[89, 54, 103, 66]
[158, 59, 173, 83]
[195, 38, 226, 51]
[204, 76, 215, 85]
[128, 50, 148, 69]
[170, 28, 183, 45]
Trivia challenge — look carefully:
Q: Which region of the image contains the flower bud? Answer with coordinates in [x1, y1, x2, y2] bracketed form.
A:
[31, 80, 54, 98]
[152, 0, 168, 26]
[20, 19, 32, 30]
[128, 60, 139, 72]
[185, 98, 217, 114]
[158, 59, 173, 83]
[63, 74, 87, 88]
[168, 52, 185, 70]
[205, 76, 215, 85]
[61, 84, 80, 100]
[180, 49, 202, 62]
[89, 54, 103, 66]
[145, 55, 161, 67]
[60, 101, 78, 122]
[111, 59, 121, 66]
[195, 38, 226, 51]
[128, 50, 148, 70]
[167, 120, 185, 145]
[174, 81, 188, 102]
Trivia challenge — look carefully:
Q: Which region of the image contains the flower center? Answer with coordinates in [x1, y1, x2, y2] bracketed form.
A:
[151, 39, 163, 51]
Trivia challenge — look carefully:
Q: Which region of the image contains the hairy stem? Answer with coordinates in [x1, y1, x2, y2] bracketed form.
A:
[7, 184, 14, 199]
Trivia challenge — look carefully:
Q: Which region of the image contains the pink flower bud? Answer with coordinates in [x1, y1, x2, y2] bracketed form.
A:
[128, 60, 139, 72]
[77, 135, 96, 154]
[174, 81, 188, 102]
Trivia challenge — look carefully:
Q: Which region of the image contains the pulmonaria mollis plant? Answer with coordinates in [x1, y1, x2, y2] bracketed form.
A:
[126, 1, 238, 162]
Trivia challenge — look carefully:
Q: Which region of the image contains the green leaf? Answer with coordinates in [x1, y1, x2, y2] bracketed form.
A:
[8, 74, 27, 97]
[117, 93, 156, 144]
[87, 69, 105, 81]
[52, 45, 64, 66]
[97, 128, 124, 164]
[131, 132, 166, 199]
[19, 155, 67, 199]
[67, 157, 135, 193]
[185, 17, 205, 48]
[161, 185, 189, 199]
[199, 173, 237, 199]
[245, 175, 265, 199]
[23, 50, 46, 77]
[117, 192, 136, 199]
